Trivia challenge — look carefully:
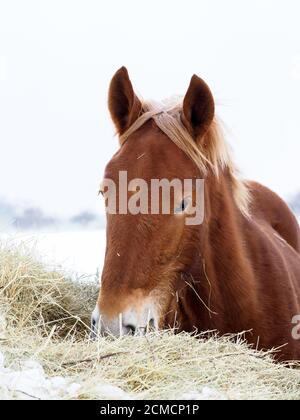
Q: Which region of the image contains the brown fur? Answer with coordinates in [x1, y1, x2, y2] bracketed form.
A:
[97, 68, 300, 360]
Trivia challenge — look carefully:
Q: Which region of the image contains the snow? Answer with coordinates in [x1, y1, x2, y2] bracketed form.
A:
[93, 384, 132, 399]
[0, 352, 81, 400]
[0, 229, 106, 278]
[0, 351, 133, 400]
[182, 387, 227, 400]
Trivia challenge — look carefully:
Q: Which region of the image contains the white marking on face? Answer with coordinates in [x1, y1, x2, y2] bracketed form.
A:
[119, 313, 123, 337]
[91, 305, 100, 338]
[91, 297, 159, 337]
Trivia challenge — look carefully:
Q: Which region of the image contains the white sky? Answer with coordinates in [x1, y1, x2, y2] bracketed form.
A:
[0, 0, 299, 216]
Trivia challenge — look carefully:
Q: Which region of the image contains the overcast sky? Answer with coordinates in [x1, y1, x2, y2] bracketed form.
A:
[0, 0, 299, 217]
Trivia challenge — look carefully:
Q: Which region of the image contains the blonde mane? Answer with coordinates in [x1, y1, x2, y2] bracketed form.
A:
[119, 99, 251, 217]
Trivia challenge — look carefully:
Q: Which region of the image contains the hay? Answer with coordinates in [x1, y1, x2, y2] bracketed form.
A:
[0, 240, 300, 400]
[0, 240, 98, 338]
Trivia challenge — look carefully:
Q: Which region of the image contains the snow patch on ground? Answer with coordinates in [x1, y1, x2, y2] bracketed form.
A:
[0, 353, 81, 400]
[182, 387, 227, 400]
[0, 351, 131, 400]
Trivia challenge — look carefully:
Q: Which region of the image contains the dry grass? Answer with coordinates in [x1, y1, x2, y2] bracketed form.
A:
[1, 240, 300, 400]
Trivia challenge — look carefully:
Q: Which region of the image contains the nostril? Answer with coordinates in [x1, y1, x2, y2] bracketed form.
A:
[90, 318, 97, 340]
[124, 324, 136, 335]
[149, 318, 155, 327]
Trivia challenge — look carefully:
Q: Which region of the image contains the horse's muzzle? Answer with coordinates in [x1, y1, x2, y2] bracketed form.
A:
[90, 302, 158, 338]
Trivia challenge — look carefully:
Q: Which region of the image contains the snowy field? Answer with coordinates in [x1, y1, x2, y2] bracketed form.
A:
[0, 229, 106, 280]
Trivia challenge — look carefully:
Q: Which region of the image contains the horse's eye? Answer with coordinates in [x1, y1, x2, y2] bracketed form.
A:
[174, 198, 190, 214]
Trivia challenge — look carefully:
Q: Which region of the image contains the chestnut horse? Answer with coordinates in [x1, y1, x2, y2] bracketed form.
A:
[92, 67, 300, 360]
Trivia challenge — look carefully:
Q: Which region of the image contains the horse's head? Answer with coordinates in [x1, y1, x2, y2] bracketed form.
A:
[92, 67, 216, 336]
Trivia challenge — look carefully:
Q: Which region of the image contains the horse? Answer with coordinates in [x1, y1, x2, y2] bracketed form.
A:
[92, 67, 300, 361]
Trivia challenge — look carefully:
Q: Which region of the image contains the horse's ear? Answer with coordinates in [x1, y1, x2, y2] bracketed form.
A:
[108, 67, 142, 135]
[182, 75, 215, 139]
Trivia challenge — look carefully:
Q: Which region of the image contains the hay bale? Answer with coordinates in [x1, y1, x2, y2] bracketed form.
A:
[0, 240, 300, 400]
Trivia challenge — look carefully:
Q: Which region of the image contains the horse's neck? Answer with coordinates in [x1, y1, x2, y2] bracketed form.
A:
[203, 171, 246, 255]
[187, 172, 257, 330]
